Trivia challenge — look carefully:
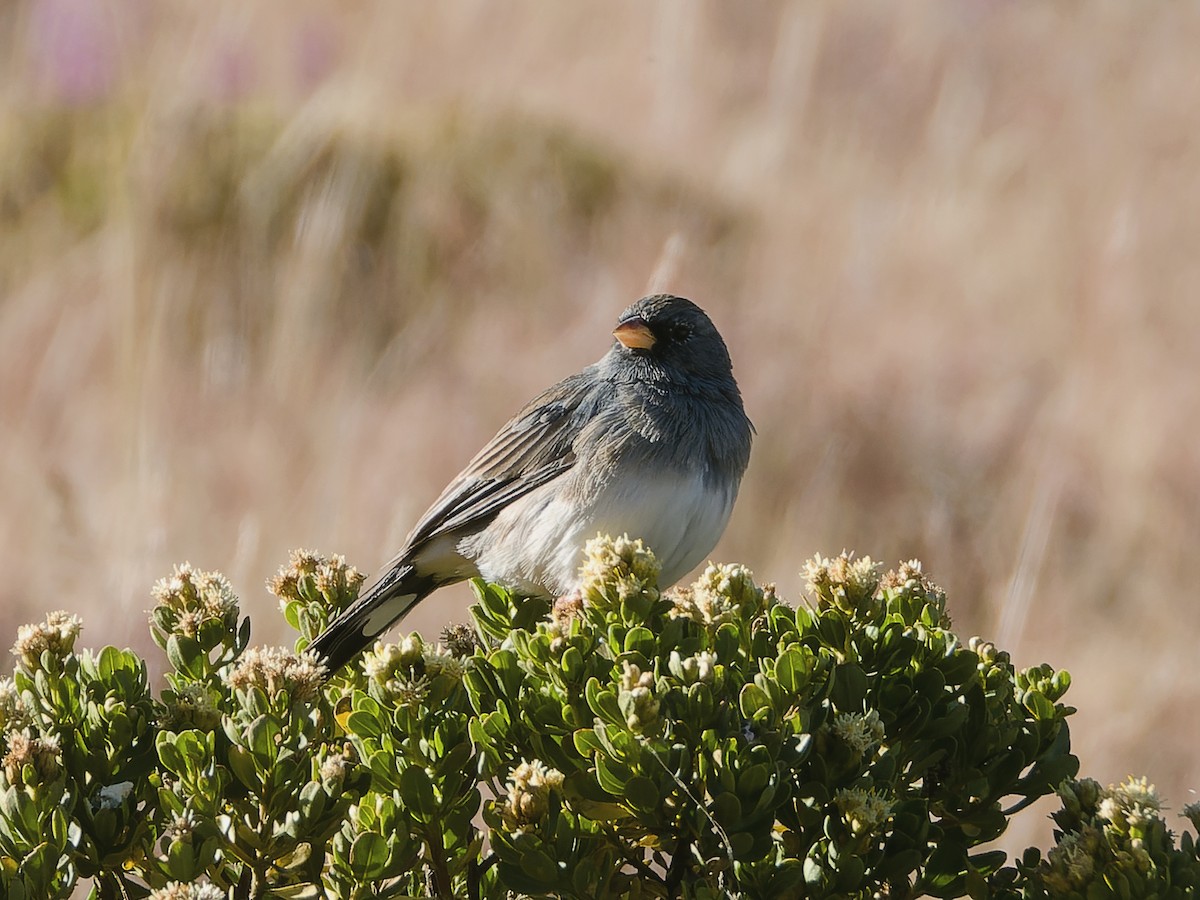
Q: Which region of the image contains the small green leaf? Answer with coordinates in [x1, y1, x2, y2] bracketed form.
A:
[560, 646, 584, 681]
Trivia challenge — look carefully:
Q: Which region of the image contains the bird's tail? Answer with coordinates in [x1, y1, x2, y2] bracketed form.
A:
[308, 563, 437, 678]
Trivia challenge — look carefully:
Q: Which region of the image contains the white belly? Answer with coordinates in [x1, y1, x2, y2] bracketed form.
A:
[466, 469, 735, 596]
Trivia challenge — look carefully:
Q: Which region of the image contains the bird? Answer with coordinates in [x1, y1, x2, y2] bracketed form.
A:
[308, 294, 753, 675]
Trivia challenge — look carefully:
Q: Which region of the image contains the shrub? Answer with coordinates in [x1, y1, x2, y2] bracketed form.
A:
[0, 540, 1194, 898]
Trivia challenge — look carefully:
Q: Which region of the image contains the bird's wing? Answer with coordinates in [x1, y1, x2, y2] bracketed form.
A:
[402, 369, 606, 552]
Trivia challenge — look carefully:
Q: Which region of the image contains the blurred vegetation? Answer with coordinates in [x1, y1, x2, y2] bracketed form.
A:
[0, 100, 745, 378]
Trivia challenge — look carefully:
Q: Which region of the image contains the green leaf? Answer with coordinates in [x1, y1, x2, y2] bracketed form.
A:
[585, 677, 623, 727]
[573, 729, 602, 757]
[736, 763, 770, 802]
[518, 846, 559, 884]
[349, 832, 390, 879]
[776, 647, 813, 694]
[156, 733, 185, 776]
[400, 765, 437, 821]
[710, 791, 741, 826]
[593, 755, 631, 796]
[166, 838, 197, 879]
[560, 646, 584, 681]
[714, 623, 740, 661]
[165, 634, 207, 679]
[227, 746, 259, 790]
[830, 663, 869, 711]
[938, 649, 980, 685]
[346, 710, 385, 739]
[623, 775, 660, 812]
[244, 714, 282, 762]
[622, 626, 655, 657]
[739, 682, 770, 719]
[271, 885, 323, 900]
[1022, 689, 1056, 721]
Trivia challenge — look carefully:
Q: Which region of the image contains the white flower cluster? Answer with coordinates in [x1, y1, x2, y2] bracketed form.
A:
[11, 610, 82, 670]
[147, 882, 225, 900]
[670, 562, 763, 626]
[578, 533, 661, 610]
[151, 563, 239, 638]
[227, 646, 325, 702]
[831, 709, 886, 756]
[617, 660, 660, 732]
[802, 551, 881, 614]
[834, 786, 893, 835]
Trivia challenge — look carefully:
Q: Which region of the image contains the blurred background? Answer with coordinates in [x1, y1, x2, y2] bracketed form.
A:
[2, 0, 1197, 856]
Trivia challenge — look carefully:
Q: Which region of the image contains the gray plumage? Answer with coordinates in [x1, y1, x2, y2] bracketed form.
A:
[309, 294, 753, 675]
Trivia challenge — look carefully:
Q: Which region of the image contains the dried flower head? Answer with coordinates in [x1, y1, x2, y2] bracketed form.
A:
[2, 729, 62, 786]
[362, 640, 431, 706]
[1041, 775, 1173, 891]
[834, 786, 893, 834]
[362, 634, 423, 680]
[879, 559, 932, 593]
[362, 641, 403, 683]
[11, 611, 82, 671]
[319, 751, 347, 786]
[439, 622, 479, 658]
[579, 534, 661, 610]
[551, 592, 584, 632]
[388, 673, 431, 708]
[1042, 825, 1105, 892]
[226, 647, 325, 703]
[1099, 775, 1162, 833]
[501, 759, 564, 833]
[880, 558, 950, 625]
[541, 591, 584, 655]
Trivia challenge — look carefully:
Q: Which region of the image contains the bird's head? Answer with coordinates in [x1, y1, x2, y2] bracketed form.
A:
[609, 294, 736, 385]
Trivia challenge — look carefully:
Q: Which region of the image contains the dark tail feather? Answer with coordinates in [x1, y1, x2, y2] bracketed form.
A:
[309, 563, 436, 678]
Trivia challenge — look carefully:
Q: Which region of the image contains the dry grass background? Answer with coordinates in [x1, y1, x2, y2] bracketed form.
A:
[2, 0, 1198, 860]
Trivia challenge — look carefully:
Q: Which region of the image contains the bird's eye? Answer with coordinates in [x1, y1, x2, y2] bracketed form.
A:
[670, 323, 693, 343]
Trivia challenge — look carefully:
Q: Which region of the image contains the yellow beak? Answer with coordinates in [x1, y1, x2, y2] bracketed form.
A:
[612, 318, 656, 350]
